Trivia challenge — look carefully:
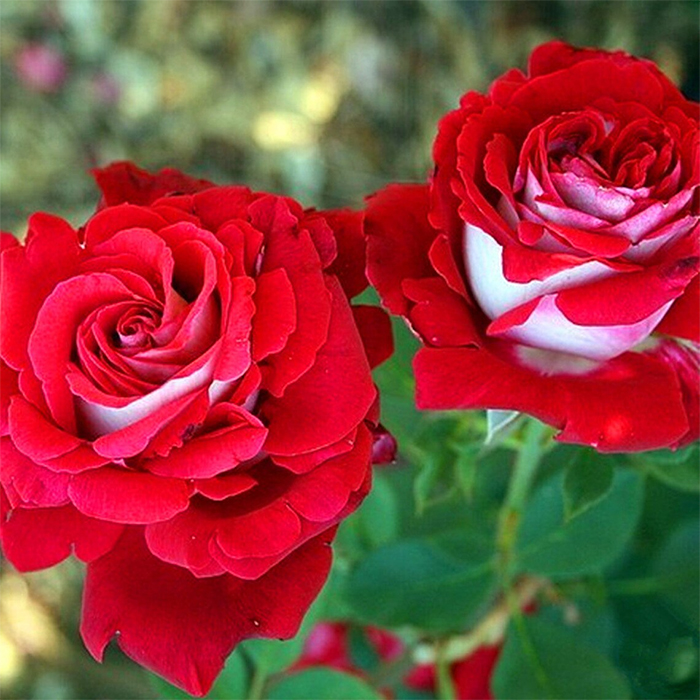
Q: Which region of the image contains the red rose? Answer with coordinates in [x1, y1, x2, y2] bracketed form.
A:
[367, 42, 699, 451]
[0, 162, 392, 695]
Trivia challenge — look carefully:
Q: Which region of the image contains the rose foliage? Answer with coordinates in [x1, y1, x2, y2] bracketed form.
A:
[0, 162, 392, 696]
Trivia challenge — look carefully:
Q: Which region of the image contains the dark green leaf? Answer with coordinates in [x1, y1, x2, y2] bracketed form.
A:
[652, 519, 700, 628]
[640, 443, 699, 493]
[562, 450, 615, 521]
[266, 668, 382, 700]
[516, 468, 644, 578]
[345, 532, 496, 632]
[492, 616, 631, 699]
[339, 471, 399, 555]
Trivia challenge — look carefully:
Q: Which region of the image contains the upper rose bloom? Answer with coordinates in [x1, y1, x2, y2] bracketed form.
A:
[0, 162, 392, 695]
[367, 42, 699, 452]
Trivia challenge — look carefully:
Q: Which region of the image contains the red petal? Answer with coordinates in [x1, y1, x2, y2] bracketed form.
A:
[263, 276, 375, 456]
[0, 213, 81, 372]
[92, 161, 213, 208]
[251, 268, 297, 362]
[656, 274, 700, 342]
[145, 404, 267, 479]
[352, 305, 394, 369]
[404, 277, 480, 346]
[365, 184, 438, 316]
[28, 272, 135, 431]
[321, 208, 368, 299]
[81, 528, 334, 696]
[414, 345, 690, 452]
[1, 502, 123, 571]
[1, 362, 19, 436]
[68, 468, 191, 524]
[259, 224, 332, 398]
[1, 437, 70, 507]
[84, 205, 168, 249]
[9, 396, 106, 472]
[555, 255, 698, 326]
[215, 276, 255, 381]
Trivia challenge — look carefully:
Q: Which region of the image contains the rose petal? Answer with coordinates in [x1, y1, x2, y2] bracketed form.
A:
[351, 305, 394, 369]
[464, 223, 622, 321]
[251, 268, 297, 362]
[92, 161, 213, 208]
[81, 528, 333, 696]
[145, 404, 267, 480]
[68, 468, 192, 524]
[0, 437, 70, 507]
[1, 501, 123, 572]
[365, 184, 438, 316]
[263, 276, 375, 456]
[415, 345, 690, 452]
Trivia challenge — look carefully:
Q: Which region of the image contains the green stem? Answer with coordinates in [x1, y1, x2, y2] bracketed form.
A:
[247, 665, 267, 700]
[497, 419, 548, 581]
[497, 419, 556, 697]
[436, 641, 457, 700]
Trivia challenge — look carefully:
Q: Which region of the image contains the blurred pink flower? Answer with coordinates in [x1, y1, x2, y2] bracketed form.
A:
[14, 42, 67, 93]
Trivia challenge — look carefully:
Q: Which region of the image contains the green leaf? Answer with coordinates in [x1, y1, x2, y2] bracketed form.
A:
[345, 532, 496, 632]
[516, 467, 644, 578]
[492, 616, 631, 699]
[266, 668, 382, 700]
[640, 443, 699, 493]
[413, 450, 458, 513]
[652, 519, 700, 628]
[562, 450, 615, 521]
[337, 472, 399, 557]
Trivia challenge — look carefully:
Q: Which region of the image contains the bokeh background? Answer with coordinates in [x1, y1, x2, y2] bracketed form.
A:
[1, 1, 698, 698]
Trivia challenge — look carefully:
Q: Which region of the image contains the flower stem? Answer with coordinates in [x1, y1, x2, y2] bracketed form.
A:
[436, 640, 457, 700]
[247, 665, 267, 700]
[497, 418, 548, 583]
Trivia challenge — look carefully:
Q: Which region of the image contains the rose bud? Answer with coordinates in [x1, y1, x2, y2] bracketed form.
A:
[366, 41, 699, 452]
[0, 162, 392, 696]
[406, 645, 501, 700]
[14, 42, 68, 93]
[292, 621, 403, 697]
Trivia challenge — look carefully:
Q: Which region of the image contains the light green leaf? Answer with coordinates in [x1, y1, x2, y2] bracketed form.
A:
[562, 450, 615, 521]
[345, 532, 496, 632]
[492, 616, 631, 699]
[516, 467, 644, 578]
[266, 668, 382, 700]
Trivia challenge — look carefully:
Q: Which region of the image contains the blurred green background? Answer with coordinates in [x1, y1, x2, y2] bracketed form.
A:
[1, 1, 698, 699]
[1, 0, 698, 237]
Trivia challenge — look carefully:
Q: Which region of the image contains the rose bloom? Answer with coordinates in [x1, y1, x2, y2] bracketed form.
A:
[367, 42, 699, 452]
[0, 162, 392, 695]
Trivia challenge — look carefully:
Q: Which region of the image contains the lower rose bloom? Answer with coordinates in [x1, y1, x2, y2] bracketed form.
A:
[294, 621, 500, 700]
[367, 42, 699, 452]
[0, 162, 392, 695]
